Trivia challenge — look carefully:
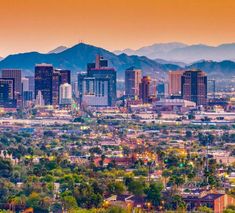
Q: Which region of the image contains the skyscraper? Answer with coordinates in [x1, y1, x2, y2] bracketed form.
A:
[25, 76, 35, 96]
[168, 70, 184, 96]
[0, 78, 16, 108]
[52, 70, 61, 106]
[81, 55, 117, 106]
[81, 77, 109, 107]
[125, 67, 142, 98]
[2, 69, 22, 96]
[77, 72, 87, 97]
[35, 64, 53, 105]
[56, 69, 71, 84]
[139, 76, 151, 103]
[2, 69, 22, 107]
[87, 55, 108, 71]
[22, 77, 29, 92]
[35, 65, 71, 106]
[22, 77, 32, 105]
[157, 81, 169, 99]
[181, 70, 207, 106]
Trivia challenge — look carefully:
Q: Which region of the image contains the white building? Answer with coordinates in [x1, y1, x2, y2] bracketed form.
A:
[35, 90, 45, 106]
[59, 83, 72, 105]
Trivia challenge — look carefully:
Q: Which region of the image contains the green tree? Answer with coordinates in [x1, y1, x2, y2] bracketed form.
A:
[145, 182, 163, 207]
[127, 179, 145, 196]
[198, 206, 213, 213]
[106, 206, 127, 213]
[62, 196, 79, 212]
[0, 158, 13, 178]
[108, 181, 126, 195]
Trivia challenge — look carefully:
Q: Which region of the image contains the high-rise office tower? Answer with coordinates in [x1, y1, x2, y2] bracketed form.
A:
[81, 77, 109, 106]
[52, 70, 61, 106]
[125, 67, 142, 98]
[139, 76, 151, 103]
[59, 83, 72, 105]
[0, 78, 16, 108]
[2, 69, 22, 107]
[168, 70, 184, 97]
[56, 69, 71, 84]
[157, 81, 169, 99]
[35, 65, 71, 106]
[181, 70, 207, 106]
[35, 64, 53, 105]
[86, 55, 116, 106]
[22, 77, 29, 92]
[25, 76, 35, 96]
[22, 77, 34, 105]
[87, 55, 108, 71]
[77, 73, 86, 97]
[72, 81, 79, 98]
[149, 79, 157, 98]
[52, 69, 71, 106]
[2, 69, 22, 96]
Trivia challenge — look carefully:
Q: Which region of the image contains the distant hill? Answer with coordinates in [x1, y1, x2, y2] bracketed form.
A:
[154, 58, 187, 67]
[48, 46, 68, 54]
[186, 60, 235, 78]
[2, 43, 235, 79]
[116, 42, 235, 63]
[0, 43, 181, 78]
[0, 57, 3, 61]
[114, 42, 187, 60]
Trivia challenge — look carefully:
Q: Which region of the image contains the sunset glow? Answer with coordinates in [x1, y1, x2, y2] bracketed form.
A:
[0, 0, 235, 56]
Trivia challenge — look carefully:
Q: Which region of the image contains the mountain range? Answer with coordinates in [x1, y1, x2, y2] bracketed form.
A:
[115, 42, 235, 63]
[0, 43, 181, 78]
[0, 42, 235, 79]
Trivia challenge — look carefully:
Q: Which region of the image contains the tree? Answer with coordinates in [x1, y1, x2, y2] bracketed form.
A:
[223, 210, 235, 213]
[223, 205, 235, 213]
[127, 179, 145, 196]
[26, 192, 48, 212]
[163, 191, 186, 211]
[106, 206, 127, 213]
[108, 181, 126, 195]
[198, 206, 213, 213]
[145, 182, 163, 207]
[62, 196, 79, 212]
[0, 158, 13, 178]
[51, 203, 63, 213]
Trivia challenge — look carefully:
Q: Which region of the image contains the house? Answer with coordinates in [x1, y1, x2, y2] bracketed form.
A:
[184, 193, 235, 213]
[104, 194, 145, 208]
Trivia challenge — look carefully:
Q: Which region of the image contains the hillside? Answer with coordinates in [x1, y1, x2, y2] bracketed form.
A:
[0, 43, 181, 78]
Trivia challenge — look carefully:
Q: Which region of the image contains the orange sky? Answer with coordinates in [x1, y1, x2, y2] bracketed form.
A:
[0, 0, 235, 57]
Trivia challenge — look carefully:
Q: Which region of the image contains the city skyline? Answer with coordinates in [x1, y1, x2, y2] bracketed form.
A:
[1, 0, 235, 57]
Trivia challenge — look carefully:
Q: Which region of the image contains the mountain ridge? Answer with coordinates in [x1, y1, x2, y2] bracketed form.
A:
[115, 42, 235, 63]
[1, 43, 235, 79]
[0, 43, 181, 78]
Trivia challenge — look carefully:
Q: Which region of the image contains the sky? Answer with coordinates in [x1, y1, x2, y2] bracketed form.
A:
[0, 0, 235, 57]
